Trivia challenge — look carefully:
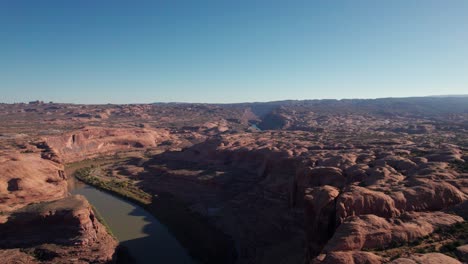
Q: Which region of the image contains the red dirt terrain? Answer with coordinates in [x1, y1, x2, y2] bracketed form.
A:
[0, 97, 467, 263]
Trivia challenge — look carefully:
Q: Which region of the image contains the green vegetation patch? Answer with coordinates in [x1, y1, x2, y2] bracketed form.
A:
[74, 167, 152, 205]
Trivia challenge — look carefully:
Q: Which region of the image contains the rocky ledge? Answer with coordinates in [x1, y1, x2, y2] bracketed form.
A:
[0, 195, 117, 263]
[0, 146, 118, 263]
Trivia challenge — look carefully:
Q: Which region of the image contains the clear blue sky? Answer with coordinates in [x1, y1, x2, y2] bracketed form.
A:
[1, 0, 467, 104]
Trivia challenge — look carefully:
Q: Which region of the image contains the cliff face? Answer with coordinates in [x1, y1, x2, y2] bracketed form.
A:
[45, 126, 175, 163]
[0, 145, 117, 263]
[0, 195, 117, 263]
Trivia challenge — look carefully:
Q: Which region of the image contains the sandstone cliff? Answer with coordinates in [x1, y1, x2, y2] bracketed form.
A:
[0, 146, 117, 263]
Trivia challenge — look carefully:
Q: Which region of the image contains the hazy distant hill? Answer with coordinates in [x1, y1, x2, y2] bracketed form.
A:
[220, 96, 468, 118]
[428, 94, 468, 98]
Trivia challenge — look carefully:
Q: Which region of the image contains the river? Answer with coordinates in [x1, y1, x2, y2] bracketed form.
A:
[69, 178, 195, 264]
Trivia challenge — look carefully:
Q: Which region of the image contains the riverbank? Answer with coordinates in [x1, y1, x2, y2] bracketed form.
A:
[74, 166, 152, 205]
[69, 164, 237, 264]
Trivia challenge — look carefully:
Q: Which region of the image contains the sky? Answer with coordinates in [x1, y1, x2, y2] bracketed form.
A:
[0, 0, 467, 104]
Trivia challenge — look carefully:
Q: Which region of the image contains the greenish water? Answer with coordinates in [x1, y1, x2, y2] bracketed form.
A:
[249, 124, 262, 131]
[69, 179, 194, 264]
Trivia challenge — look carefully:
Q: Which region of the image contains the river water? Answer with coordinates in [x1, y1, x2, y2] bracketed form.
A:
[69, 178, 194, 264]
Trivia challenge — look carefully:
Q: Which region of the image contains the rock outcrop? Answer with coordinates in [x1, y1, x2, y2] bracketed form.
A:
[304, 186, 340, 257]
[456, 244, 468, 263]
[45, 126, 175, 162]
[0, 195, 117, 263]
[148, 131, 467, 263]
[0, 148, 117, 263]
[390, 253, 462, 264]
[311, 251, 382, 264]
[324, 212, 463, 252]
[0, 150, 67, 216]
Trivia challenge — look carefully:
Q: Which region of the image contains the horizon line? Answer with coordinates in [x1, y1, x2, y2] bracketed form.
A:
[2, 94, 468, 106]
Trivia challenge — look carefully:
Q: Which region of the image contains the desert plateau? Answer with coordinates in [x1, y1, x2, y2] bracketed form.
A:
[0, 97, 467, 263]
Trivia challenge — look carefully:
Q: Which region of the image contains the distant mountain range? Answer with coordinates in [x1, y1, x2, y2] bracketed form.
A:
[427, 94, 468, 98]
[153, 96, 468, 120]
[154, 94, 468, 105]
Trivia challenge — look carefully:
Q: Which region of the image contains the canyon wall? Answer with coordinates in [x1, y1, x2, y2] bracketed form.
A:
[0, 143, 117, 263]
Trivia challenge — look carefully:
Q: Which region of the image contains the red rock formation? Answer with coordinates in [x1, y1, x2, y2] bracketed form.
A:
[0, 249, 37, 263]
[1, 100, 467, 264]
[0, 148, 117, 263]
[390, 253, 462, 264]
[336, 186, 400, 223]
[325, 212, 463, 252]
[45, 126, 174, 162]
[311, 251, 382, 264]
[0, 195, 117, 263]
[0, 150, 67, 216]
[304, 186, 340, 257]
[456, 244, 468, 263]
